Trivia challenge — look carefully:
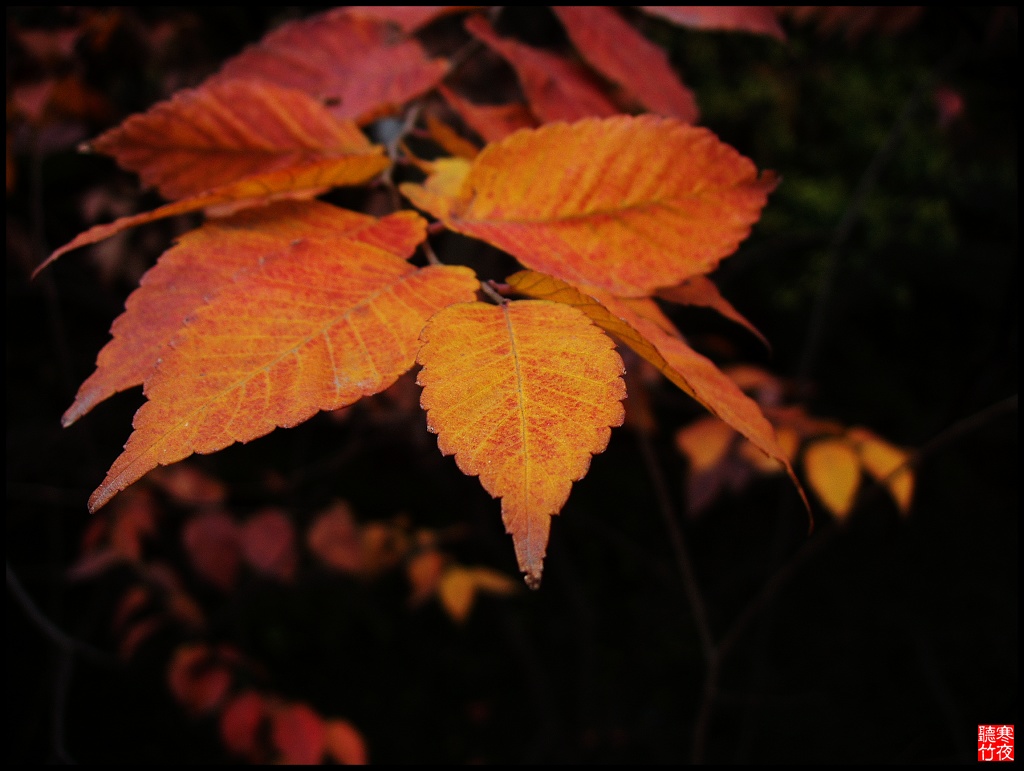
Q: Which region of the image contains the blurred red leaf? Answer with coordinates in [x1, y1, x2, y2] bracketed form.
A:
[325, 719, 369, 765]
[183, 511, 242, 592]
[221, 690, 268, 759]
[241, 509, 297, 581]
[640, 6, 786, 39]
[272, 702, 327, 765]
[552, 6, 698, 122]
[464, 15, 618, 123]
[438, 85, 538, 143]
[167, 644, 233, 714]
[307, 501, 364, 574]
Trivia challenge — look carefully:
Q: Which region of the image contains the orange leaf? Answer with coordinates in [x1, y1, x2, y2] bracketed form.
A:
[847, 427, 914, 514]
[425, 113, 480, 159]
[506, 270, 807, 510]
[62, 202, 422, 425]
[212, 9, 448, 124]
[640, 6, 786, 39]
[438, 85, 538, 143]
[675, 415, 736, 473]
[91, 80, 378, 201]
[40, 151, 390, 272]
[552, 6, 698, 123]
[417, 300, 625, 587]
[402, 116, 776, 296]
[325, 719, 368, 765]
[464, 15, 618, 123]
[307, 500, 364, 574]
[167, 644, 232, 715]
[86, 207, 478, 512]
[271, 702, 327, 765]
[438, 565, 518, 623]
[658, 275, 770, 350]
[803, 438, 861, 518]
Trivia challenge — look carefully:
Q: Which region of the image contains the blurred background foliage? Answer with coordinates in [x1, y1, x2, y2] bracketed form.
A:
[7, 6, 1016, 764]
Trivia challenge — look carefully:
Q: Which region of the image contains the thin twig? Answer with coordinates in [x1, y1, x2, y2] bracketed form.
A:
[636, 433, 715, 662]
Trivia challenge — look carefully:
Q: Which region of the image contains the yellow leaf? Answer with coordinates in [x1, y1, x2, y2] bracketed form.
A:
[675, 416, 735, 473]
[847, 427, 915, 515]
[417, 300, 626, 587]
[803, 438, 861, 518]
[437, 565, 518, 623]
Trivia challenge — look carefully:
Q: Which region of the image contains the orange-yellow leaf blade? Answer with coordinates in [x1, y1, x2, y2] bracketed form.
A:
[552, 6, 698, 123]
[847, 427, 915, 514]
[464, 15, 618, 123]
[91, 80, 378, 201]
[417, 300, 625, 587]
[402, 116, 776, 297]
[39, 153, 389, 272]
[212, 9, 448, 125]
[63, 201, 426, 425]
[89, 246, 478, 513]
[507, 270, 807, 511]
[803, 438, 862, 518]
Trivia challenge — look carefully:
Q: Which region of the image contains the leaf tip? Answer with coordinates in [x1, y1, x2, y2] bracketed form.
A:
[523, 571, 542, 590]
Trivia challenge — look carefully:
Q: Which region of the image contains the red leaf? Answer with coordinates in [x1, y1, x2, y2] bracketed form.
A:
[212, 9, 448, 124]
[640, 6, 786, 39]
[272, 702, 327, 765]
[167, 644, 232, 714]
[464, 15, 618, 123]
[552, 7, 698, 123]
[438, 86, 538, 143]
[183, 511, 241, 591]
[241, 509, 296, 581]
[221, 690, 267, 759]
[346, 6, 477, 33]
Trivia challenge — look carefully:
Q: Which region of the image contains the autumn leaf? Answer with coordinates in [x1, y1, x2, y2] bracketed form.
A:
[640, 6, 786, 39]
[221, 691, 266, 759]
[211, 8, 448, 124]
[183, 511, 241, 592]
[506, 270, 807, 510]
[168, 644, 233, 715]
[675, 415, 737, 473]
[346, 5, 476, 34]
[657, 275, 770, 350]
[325, 719, 369, 765]
[271, 702, 326, 765]
[803, 438, 861, 517]
[90, 80, 379, 201]
[62, 202, 427, 425]
[552, 6, 699, 123]
[87, 206, 478, 512]
[464, 15, 618, 123]
[241, 509, 296, 581]
[417, 300, 626, 587]
[438, 85, 538, 143]
[402, 115, 776, 296]
[847, 427, 914, 514]
[437, 565, 519, 622]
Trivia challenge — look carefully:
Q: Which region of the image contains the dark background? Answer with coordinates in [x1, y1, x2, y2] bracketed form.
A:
[7, 7, 1017, 763]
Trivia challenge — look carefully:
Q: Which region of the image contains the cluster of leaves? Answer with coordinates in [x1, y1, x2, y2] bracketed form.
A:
[29, 6, 955, 764]
[69, 461, 518, 762]
[674, 365, 914, 517]
[41, 6, 821, 590]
